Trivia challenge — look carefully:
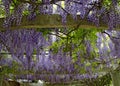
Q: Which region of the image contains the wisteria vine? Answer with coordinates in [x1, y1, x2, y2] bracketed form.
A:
[0, 0, 120, 84]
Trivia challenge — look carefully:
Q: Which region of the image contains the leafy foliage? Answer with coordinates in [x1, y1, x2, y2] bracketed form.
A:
[0, 0, 120, 85]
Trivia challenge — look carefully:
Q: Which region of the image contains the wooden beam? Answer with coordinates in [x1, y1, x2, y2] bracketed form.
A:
[0, 14, 111, 31]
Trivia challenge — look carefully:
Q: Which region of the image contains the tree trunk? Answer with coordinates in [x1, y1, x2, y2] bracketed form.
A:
[1, 80, 20, 86]
[111, 71, 120, 86]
